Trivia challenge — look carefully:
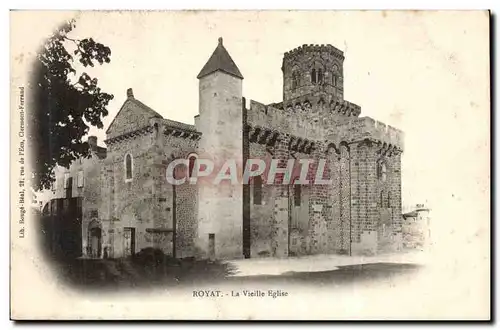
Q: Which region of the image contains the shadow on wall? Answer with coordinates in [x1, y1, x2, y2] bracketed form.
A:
[37, 197, 83, 260]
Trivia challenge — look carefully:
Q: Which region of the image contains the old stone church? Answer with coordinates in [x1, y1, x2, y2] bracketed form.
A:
[43, 38, 404, 260]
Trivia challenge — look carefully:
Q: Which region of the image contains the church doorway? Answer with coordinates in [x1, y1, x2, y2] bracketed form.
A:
[123, 227, 136, 257]
[208, 233, 215, 260]
[88, 223, 102, 259]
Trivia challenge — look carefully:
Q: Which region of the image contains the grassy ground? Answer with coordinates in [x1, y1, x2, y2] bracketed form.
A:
[48, 256, 239, 290]
[46, 253, 421, 292]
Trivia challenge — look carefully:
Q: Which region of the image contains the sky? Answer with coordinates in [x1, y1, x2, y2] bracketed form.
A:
[13, 10, 489, 214]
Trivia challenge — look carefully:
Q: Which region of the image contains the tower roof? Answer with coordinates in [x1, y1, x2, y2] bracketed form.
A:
[197, 37, 244, 80]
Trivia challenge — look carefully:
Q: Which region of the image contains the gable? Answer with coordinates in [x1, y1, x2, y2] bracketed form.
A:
[106, 99, 163, 140]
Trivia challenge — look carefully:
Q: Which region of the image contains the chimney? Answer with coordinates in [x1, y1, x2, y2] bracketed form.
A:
[127, 88, 134, 99]
[88, 136, 97, 150]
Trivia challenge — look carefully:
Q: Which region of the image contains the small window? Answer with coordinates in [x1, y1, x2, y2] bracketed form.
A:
[311, 69, 316, 84]
[153, 123, 159, 139]
[253, 176, 262, 205]
[318, 69, 323, 83]
[64, 173, 70, 189]
[188, 154, 198, 178]
[77, 170, 84, 188]
[381, 163, 387, 182]
[292, 73, 298, 90]
[294, 184, 301, 207]
[332, 76, 336, 87]
[125, 154, 133, 181]
[377, 161, 387, 182]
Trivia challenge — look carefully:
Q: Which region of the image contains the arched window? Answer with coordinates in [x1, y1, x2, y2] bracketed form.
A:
[377, 160, 387, 182]
[188, 154, 198, 178]
[253, 176, 262, 205]
[381, 163, 387, 182]
[125, 154, 133, 181]
[311, 62, 325, 85]
[317, 69, 323, 83]
[153, 123, 159, 139]
[291, 72, 299, 90]
[294, 184, 301, 207]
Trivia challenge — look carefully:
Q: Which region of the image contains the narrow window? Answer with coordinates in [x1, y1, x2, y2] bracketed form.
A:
[292, 72, 298, 90]
[125, 154, 133, 181]
[381, 163, 387, 182]
[311, 69, 316, 84]
[294, 184, 301, 207]
[332, 76, 336, 87]
[318, 69, 323, 83]
[65, 177, 73, 198]
[253, 176, 262, 205]
[377, 161, 387, 182]
[188, 155, 197, 177]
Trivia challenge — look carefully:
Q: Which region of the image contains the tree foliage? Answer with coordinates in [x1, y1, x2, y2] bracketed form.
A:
[28, 19, 114, 191]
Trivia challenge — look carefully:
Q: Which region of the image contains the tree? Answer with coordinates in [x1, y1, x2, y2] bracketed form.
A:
[28, 19, 114, 191]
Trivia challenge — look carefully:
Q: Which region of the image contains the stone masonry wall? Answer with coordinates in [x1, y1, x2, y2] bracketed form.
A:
[351, 140, 379, 255]
[308, 141, 329, 254]
[248, 142, 275, 257]
[338, 143, 351, 253]
[100, 119, 198, 258]
[101, 131, 161, 257]
[270, 133, 291, 258]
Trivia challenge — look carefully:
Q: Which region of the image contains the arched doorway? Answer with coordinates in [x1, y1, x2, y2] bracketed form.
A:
[88, 220, 102, 258]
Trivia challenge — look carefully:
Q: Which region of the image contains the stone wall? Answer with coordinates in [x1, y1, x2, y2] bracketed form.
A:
[248, 142, 275, 257]
[174, 181, 198, 258]
[244, 100, 404, 257]
[326, 117, 404, 150]
[100, 131, 161, 257]
[100, 117, 199, 258]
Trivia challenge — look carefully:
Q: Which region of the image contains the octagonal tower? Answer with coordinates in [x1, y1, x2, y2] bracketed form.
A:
[282, 44, 345, 103]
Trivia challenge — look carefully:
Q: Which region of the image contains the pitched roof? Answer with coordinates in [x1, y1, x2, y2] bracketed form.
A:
[163, 118, 198, 133]
[132, 98, 164, 120]
[105, 97, 163, 135]
[197, 37, 244, 80]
